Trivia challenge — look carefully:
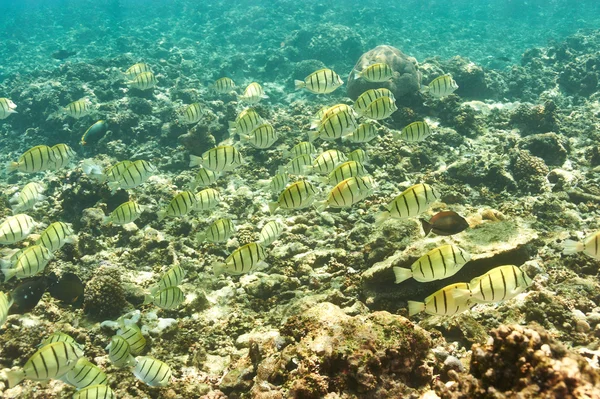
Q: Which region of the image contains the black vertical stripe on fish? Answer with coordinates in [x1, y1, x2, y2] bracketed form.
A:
[500, 268, 507, 301]
[488, 274, 495, 301]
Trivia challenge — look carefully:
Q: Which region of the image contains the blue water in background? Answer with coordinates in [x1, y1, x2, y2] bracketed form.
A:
[0, 0, 599, 81]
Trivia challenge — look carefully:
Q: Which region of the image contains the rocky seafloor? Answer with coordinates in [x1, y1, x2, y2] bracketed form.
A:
[2, 8, 600, 399]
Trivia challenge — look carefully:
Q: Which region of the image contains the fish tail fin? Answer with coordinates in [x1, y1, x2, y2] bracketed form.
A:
[228, 121, 237, 135]
[195, 231, 206, 243]
[352, 69, 362, 80]
[374, 211, 390, 227]
[149, 286, 159, 295]
[212, 262, 226, 277]
[392, 267, 412, 284]
[307, 130, 319, 143]
[6, 369, 25, 388]
[106, 181, 119, 193]
[189, 154, 204, 168]
[314, 200, 328, 213]
[420, 218, 433, 236]
[5, 162, 19, 174]
[142, 295, 153, 306]
[316, 176, 329, 185]
[268, 202, 279, 215]
[420, 85, 430, 94]
[407, 301, 425, 317]
[2, 267, 16, 282]
[294, 80, 305, 91]
[300, 165, 313, 175]
[562, 239, 584, 255]
[101, 216, 112, 226]
[156, 210, 167, 222]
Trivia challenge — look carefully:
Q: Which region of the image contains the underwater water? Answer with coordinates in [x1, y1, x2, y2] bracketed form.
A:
[2, 0, 600, 398]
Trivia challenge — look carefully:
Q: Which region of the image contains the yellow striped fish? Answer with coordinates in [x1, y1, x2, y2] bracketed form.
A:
[189, 167, 220, 189]
[39, 332, 80, 348]
[321, 161, 367, 186]
[49, 143, 77, 169]
[212, 77, 236, 94]
[242, 122, 278, 149]
[133, 356, 172, 387]
[182, 103, 203, 124]
[83, 159, 134, 183]
[423, 74, 459, 98]
[564, 232, 600, 259]
[143, 286, 185, 309]
[124, 62, 152, 79]
[117, 324, 146, 355]
[2, 244, 52, 282]
[295, 68, 344, 94]
[105, 335, 134, 368]
[228, 108, 263, 136]
[393, 244, 471, 284]
[0, 214, 37, 244]
[408, 283, 473, 317]
[283, 154, 313, 175]
[6, 145, 57, 173]
[127, 71, 158, 90]
[6, 341, 84, 387]
[353, 88, 395, 117]
[157, 191, 198, 221]
[0, 291, 12, 328]
[213, 242, 268, 276]
[0, 97, 17, 119]
[151, 264, 187, 293]
[342, 122, 378, 143]
[258, 220, 285, 246]
[454, 265, 533, 304]
[311, 104, 354, 130]
[269, 171, 289, 193]
[304, 149, 347, 174]
[362, 96, 397, 120]
[107, 159, 157, 192]
[72, 384, 116, 399]
[104, 160, 133, 182]
[394, 121, 432, 143]
[103, 201, 144, 225]
[195, 188, 221, 211]
[310, 108, 358, 142]
[375, 183, 441, 225]
[196, 218, 235, 243]
[354, 63, 394, 82]
[9, 182, 46, 213]
[347, 148, 370, 165]
[189, 145, 243, 172]
[61, 358, 108, 389]
[238, 82, 268, 104]
[283, 141, 317, 158]
[63, 98, 92, 118]
[269, 180, 318, 214]
[315, 175, 375, 212]
[36, 221, 76, 252]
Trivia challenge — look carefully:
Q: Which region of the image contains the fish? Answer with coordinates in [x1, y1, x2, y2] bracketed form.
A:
[228, 108, 263, 136]
[182, 103, 203, 124]
[124, 62, 152, 79]
[241, 122, 278, 149]
[9, 182, 46, 213]
[105, 335, 135, 368]
[311, 104, 355, 130]
[354, 63, 394, 82]
[195, 188, 221, 211]
[126, 71, 158, 90]
[212, 242, 268, 276]
[103, 201, 145, 226]
[61, 358, 108, 389]
[80, 120, 108, 146]
[422, 74, 459, 98]
[6, 145, 57, 173]
[0, 214, 37, 244]
[393, 244, 471, 284]
[36, 221, 77, 252]
[189, 167, 220, 189]
[361, 96, 398, 120]
[294, 68, 344, 94]
[0, 98, 17, 119]
[150, 264, 187, 293]
[82, 159, 132, 183]
[420, 211, 469, 236]
[72, 384, 116, 399]
[49, 143, 77, 170]
[283, 154, 313, 175]
[342, 122, 378, 143]
[309, 108, 358, 142]
[0, 291, 13, 327]
[143, 286, 185, 309]
[196, 218, 235, 244]
[304, 149, 347, 174]
[320, 161, 367, 186]
[353, 88, 395, 117]
[407, 283, 473, 317]
[63, 98, 93, 119]
[375, 183, 441, 226]
[347, 148, 370, 165]
[5, 341, 84, 387]
[563, 232, 600, 259]
[117, 323, 146, 355]
[107, 160, 157, 192]
[189, 145, 243, 172]
[47, 272, 85, 307]
[8, 277, 48, 313]
[212, 77, 236, 94]
[51, 49, 77, 60]
[282, 141, 317, 158]
[157, 191, 198, 221]
[394, 121, 432, 143]
[238, 82, 268, 104]
[269, 180, 318, 214]
[39, 332, 80, 348]
[315, 175, 375, 212]
[269, 171, 289, 193]
[258, 220, 285, 246]
[453, 265, 533, 304]
[1, 244, 53, 282]
[132, 356, 172, 387]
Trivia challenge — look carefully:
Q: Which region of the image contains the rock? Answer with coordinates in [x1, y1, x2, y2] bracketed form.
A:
[510, 100, 560, 136]
[518, 132, 569, 166]
[509, 149, 550, 194]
